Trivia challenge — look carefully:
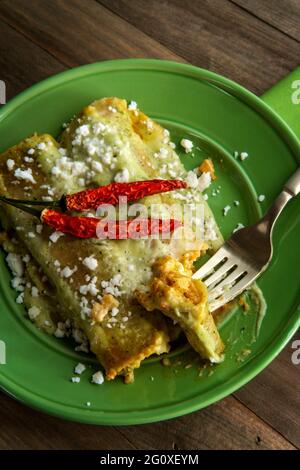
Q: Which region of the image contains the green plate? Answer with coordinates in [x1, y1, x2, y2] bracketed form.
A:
[0, 59, 299, 425]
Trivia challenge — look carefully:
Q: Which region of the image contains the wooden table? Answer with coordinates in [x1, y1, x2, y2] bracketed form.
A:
[0, 0, 299, 450]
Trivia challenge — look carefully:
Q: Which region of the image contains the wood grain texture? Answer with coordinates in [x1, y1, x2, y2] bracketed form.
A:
[0, 0, 299, 451]
[232, 0, 300, 41]
[0, 0, 183, 68]
[0, 19, 65, 100]
[235, 330, 300, 448]
[0, 391, 295, 450]
[99, 0, 300, 94]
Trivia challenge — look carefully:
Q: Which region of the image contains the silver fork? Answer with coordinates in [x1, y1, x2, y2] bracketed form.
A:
[192, 168, 300, 311]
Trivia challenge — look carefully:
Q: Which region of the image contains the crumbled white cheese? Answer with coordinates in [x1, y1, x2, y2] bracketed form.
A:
[36, 224, 43, 234]
[74, 363, 86, 375]
[61, 266, 77, 278]
[37, 142, 47, 150]
[111, 307, 119, 317]
[27, 232, 36, 239]
[24, 156, 34, 163]
[146, 120, 154, 131]
[11, 276, 25, 292]
[49, 231, 64, 243]
[233, 222, 245, 233]
[101, 274, 123, 297]
[77, 178, 85, 187]
[185, 170, 198, 189]
[223, 205, 231, 216]
[79, 281, 99, 296]
[79, 296, 92, 319]
[31, 286, 39, 298]
[14, 167, 36, 184]
[114, 168, 130, 183]
[108, 106, 117, 113]
[6, 253, 24, 277]
[54, 326, 65, 338]
[180, 138, 193, 153]
[71, 377, 80, 383]
[198, 172, 211, 192]
[92, 371, 104, 385]
[240, 152, 249, 161]
[204, 217, 217, 241]
[258, 194, 265, 202]
[77, 124, 90, 136]
[27, 148, 35, 155]
[72, 328, 87, 345]
[91, 160, 103, 173]
[82, 255, 98, 271]
[6, 159, 15, 171]
[28, 306, 40, 320]
[128, 101, 138, 110]
[16, 292, 24, 304]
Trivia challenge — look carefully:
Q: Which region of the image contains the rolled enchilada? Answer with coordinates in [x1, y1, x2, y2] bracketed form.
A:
[0, 97, 225, 380]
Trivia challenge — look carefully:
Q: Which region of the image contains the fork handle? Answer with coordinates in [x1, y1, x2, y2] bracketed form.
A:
[259, 167, 300, 235]
[284, 167, 300, 196]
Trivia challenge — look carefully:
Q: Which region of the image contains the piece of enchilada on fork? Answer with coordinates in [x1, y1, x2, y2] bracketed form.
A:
[0, 97, 226, 382]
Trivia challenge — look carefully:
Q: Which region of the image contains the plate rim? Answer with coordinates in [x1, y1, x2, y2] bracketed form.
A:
[0, 58, 299, 425]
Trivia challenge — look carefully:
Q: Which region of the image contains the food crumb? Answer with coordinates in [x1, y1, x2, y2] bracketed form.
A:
[236, 349, 251, 362]
[74, 363, 86, 375]
[161, 357, 171, 366]
[223, 205, 231, 216]
[233, 222, 244, 233]
[92, 370, 104, 385]
[240, 152, 248, 161]
[180, 138, 193, 153]
[71, 377, 80, 383]
[258, 194, 265, 202]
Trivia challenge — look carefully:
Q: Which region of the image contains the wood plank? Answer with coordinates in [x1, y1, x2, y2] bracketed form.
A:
[0, 0, 183, 70]
[117, 395, 296, 450]
[0, 20, 65, 100]
[235, 330, 300, 448]
[231, 0, 300, 42]
[99, 0, 300, 94]
[0, 390, 294, 450]
[0, 392, 135, 450]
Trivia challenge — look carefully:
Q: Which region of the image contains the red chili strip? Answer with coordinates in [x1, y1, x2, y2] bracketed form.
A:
[63, 179, 186, 211]
[41, 209, 182, 240]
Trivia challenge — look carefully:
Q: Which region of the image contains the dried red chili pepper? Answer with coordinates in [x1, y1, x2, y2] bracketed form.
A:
[63, 179, 186, 211]
[0, 179, 186, 213]
[41, 209, 182, 240]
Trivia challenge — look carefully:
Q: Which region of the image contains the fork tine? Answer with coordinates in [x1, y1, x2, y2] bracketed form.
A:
[204, 258, 237, 287]
[192, 247, 228, 280]
[209, 266, 247, 301]
[209, 272, 256, 311]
